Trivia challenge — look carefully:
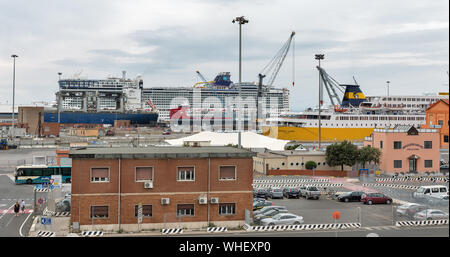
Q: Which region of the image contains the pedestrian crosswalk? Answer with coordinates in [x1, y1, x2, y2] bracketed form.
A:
[0, 209, 33, 214]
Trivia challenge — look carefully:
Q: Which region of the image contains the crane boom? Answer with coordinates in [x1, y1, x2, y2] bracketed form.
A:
[260, 31, 295, 88]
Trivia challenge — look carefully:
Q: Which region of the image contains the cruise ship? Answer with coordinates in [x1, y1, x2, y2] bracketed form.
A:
[262, 84, 448, 142]
[142, 72, 290, 123]
[47, 71, 158, 125]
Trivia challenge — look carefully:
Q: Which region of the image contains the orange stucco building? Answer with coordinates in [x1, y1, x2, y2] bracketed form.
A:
[364, 126, 440, 174]
[422, 99, 449, 149]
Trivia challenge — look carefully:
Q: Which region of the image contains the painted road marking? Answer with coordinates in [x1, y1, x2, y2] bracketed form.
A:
[0, 209, 33, 214]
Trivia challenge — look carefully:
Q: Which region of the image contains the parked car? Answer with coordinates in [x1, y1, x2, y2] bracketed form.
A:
[304, 186, 321, 200]
[260, 213, 304, 226]
[338, 191, 365, 202]
[253, 197, 266, 203]
[299, 186, 308, 198]
[253, 200, 273, 211]
[414, 209, 449, 220]
[254, 208, 289, 224]
[412, 185, 448, 200]
[255, 188, 268, 199]
[396, 203, 428, 218]
[268, 187, 283, 199]
[361, 193, 392, 205]
[253, 205, 287, 216]
[283, 188, 300, 199]
[428, 195, 449, 206]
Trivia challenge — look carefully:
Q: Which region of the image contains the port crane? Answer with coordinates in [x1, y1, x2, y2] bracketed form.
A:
[316, 66, 345, 107]
[256, 31, 296, 129]
[193, 71, 225, 105]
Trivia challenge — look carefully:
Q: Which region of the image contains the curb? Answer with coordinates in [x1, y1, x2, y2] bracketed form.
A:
[161, 228, 184, 235]
[396, 219, 449, 227]
[243, 223, 361, 232]
[207, 227, 228, 233]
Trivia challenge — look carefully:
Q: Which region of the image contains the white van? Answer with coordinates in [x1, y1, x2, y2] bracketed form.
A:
[413, 185, 448, 199]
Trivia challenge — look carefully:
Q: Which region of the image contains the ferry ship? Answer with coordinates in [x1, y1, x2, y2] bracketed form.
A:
[47, 71, 158, 125]
[262, 84, 448, 142]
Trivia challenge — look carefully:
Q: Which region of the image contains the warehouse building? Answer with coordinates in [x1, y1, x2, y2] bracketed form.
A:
[69, 146, 255, 232]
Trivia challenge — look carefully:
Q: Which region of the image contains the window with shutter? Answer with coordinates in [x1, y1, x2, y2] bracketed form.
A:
[90, 206, 109, 219]
[177, 167, 195, 181]
[177, 204, 195, 216]
[219, 166, 236, 180]
[136, 167, 153, 182]
[91, 168, 109, 182]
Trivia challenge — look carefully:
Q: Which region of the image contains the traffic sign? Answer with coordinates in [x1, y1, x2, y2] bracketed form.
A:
[41, 217, 52, 225]
[38, 198, 43, 204]
[42, 182, 49, 188]
[332, 211, 341, 220]
[137, 203, 143, 224]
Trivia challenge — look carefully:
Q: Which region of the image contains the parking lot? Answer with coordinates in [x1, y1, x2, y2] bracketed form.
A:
[253, 174, 449, 228]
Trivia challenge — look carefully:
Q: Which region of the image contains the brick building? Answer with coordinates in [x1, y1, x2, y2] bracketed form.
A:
[421, 99, 449, 149]
[69, 146, 255, 232]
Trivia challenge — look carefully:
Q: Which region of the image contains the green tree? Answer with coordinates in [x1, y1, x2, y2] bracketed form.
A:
[305, 161, 317, 170]
[357, 145, 381, 168]
[325, 140, 358, 171]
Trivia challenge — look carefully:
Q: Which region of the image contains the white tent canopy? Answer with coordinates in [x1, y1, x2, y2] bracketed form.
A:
[165, 131, 289, 151]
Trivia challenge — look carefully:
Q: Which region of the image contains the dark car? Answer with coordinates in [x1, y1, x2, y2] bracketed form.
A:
[338, 191, 365, 202]
[361, 193, 392, 205]
[255, 188, 268, 199]
[283, 188, 300, 199]
[253, 200, 273, 211]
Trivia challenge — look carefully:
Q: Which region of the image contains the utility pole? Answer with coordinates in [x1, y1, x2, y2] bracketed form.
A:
[315, 54, 324, 150]
[58, 72, 62, 124]
[233, 16, 249, 148]
[386, 81, 390, 98]
[11, 55, 18, 139]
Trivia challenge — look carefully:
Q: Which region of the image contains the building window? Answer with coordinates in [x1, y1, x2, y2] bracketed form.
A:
[438, 120, 443, 126]
[219, 203, 236, 216]
[380, 141, 383, 149]
[424, 160, 433, 168]
[394, 160, 402, 168]
[424, 141, 432, 149]
[90, 206, 108, 219]
[91, 168, 109, 182]
[177, 204, 195, 216]
[444, 135, 449, 143]
[177, 167, 195, 181]
[219, 166, 236, 180]
[135, 167, 153, 182]
[134, 205, 152, 218]
[393, 141, 402, 149]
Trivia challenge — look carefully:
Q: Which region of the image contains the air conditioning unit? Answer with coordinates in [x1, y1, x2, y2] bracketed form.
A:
[161, 198, 170, 205]
[144, 181, 153, 189]
[198, 197, 208, 205]
[210, 197, 219, 204]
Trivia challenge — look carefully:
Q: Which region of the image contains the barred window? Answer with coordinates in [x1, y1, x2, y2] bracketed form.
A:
[219, 203, 236, 216]
[134, 205, 153, 217]
[393, 141, 402, 149]
[177, 167, 195, 181]
[90, 206, 108, 219]
[424, 141, 432, 149]
[177, 204, 195, 216]
[424, 160, 433, 168]
[394, 160, 402, 168]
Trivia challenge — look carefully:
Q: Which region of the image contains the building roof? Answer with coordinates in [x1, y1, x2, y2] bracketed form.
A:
[165, 131, 289, 151]
[69, 146, 256, 159]
[426, 99, 449, 111]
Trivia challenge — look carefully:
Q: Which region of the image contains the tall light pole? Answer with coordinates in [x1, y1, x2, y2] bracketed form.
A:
[315, 54, 324, 150]
[233, 16, 248, 148]
[58, 72, 62, 124]
[11, 54, 18, 139]
[386, 81, 390, 98]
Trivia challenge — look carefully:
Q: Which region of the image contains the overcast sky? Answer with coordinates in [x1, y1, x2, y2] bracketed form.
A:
[0, 0, 448, 111]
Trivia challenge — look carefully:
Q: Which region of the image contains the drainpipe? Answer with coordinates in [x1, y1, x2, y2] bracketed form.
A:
[118, 158, 121, 232]
[207, 157, 211, 227]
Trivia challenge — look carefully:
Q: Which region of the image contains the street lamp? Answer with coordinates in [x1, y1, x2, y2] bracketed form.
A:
[11, 54, 18, 139]
[386, 81, 390, 98]
[58, 72, 63, 123]
[233, 16, 249, 148]
[315, 54, 324, 150]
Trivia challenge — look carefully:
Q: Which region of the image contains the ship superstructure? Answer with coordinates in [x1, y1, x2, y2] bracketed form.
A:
[46, 71, 158, 125]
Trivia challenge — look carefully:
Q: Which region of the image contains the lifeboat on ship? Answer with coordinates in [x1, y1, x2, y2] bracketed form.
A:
[334, 105, 348, 113]
[359, 102, 382, 111]
[384, 103, 405, 111]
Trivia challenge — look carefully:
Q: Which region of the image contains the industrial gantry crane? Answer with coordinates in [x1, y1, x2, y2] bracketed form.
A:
[256, 31, 296, 130]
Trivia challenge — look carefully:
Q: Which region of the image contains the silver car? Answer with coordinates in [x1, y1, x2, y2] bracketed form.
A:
[253, 205, 287, 216]
[254, 208, 288, 224]
[268, 188, 283, 199]
[260, 213, 304, 226]
[396, 203, 423, 217]
[413, 209, 449, 220]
